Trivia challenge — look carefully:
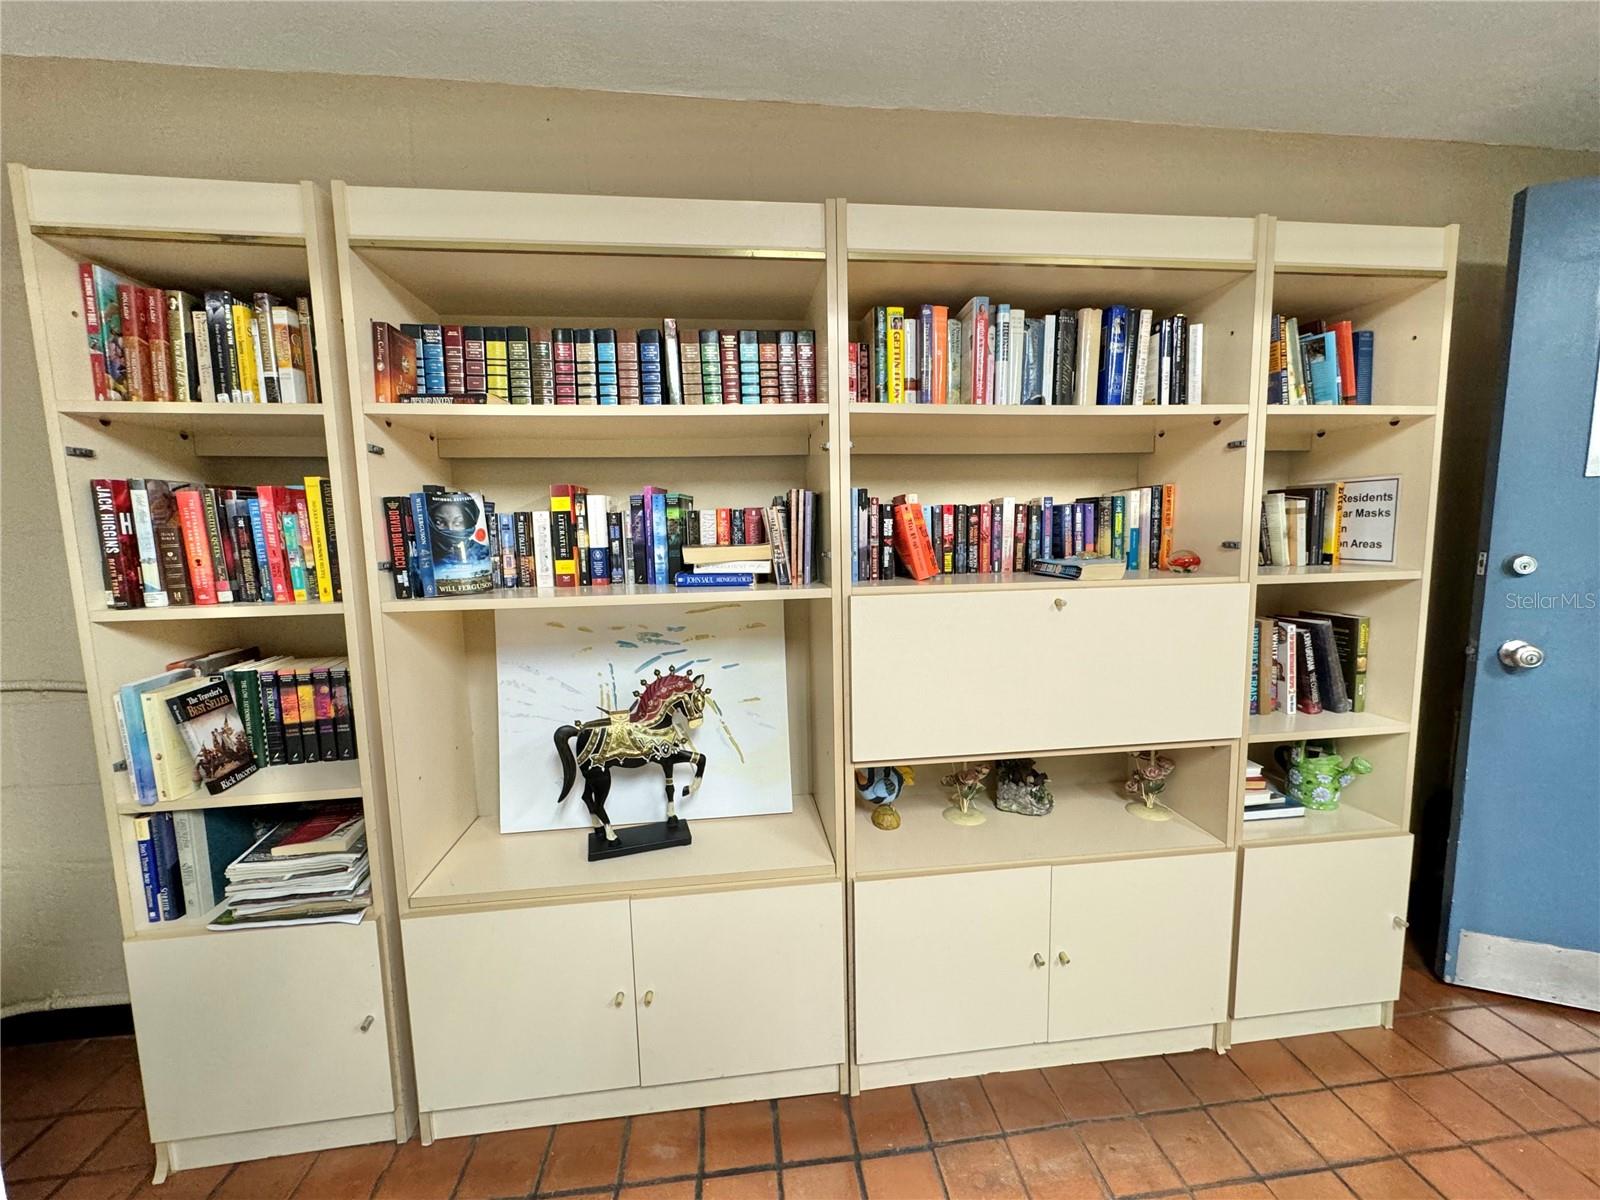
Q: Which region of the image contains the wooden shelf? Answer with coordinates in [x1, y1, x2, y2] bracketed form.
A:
[60, 401, 327, 437]
[132, 903, 374, 942]
[383, 582, 829, 614]
[1255, 565, 1420, 585]
[849, 403, 1249, 455]
[849, 569, 1239, 596]
[1247, 710, 1411, 744]
[1242, 802, 1402, 846]
[115, 759, 363, 814]
[1264, 405, 1435, 425]
[90, 601, 345, 624]
[410, 798, 836, 908]
[853, 778, 1225, 880]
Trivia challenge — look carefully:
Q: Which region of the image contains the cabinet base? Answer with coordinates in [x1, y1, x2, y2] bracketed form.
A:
[1228, 1001, 1389, 1044]
[589, 819, 692, 861]
[160, 1110, 400, 1175]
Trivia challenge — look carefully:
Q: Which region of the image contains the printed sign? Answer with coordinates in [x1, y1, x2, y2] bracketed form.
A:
[1339, 476, 1401, 563]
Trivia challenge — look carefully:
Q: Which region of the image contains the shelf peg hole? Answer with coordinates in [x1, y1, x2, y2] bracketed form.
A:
[1389, 419, 1400, 427]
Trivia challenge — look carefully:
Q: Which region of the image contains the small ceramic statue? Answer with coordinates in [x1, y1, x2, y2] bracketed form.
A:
[1274, 742, 1373, 811]
[855, 764, 915, 830]
[1167, 548, 1203, 573]
[994, 758, 1053, 816]
[1124, 749, 1176, 821]
[940, 761, 990, 826]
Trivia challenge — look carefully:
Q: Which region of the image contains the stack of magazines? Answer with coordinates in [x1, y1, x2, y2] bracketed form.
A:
[210, 803, 371, 929]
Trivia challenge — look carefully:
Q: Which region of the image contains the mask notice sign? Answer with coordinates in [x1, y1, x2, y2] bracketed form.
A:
[1339, 476, 1401, 563]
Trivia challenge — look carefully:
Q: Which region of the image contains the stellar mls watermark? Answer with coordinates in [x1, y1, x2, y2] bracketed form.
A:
[1504, 591, 1598, 609]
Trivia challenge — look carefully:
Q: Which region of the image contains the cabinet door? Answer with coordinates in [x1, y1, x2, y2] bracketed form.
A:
[1048, 853, 1234, 1042]
[125, 922, 393, 1143]
[854, 868, 1051, 1064]
[1233, 836, 1413, 1019]
[630, 883, 845, 1087]
[402, 901, 639, 1110]
[851, 586, 1248, 762]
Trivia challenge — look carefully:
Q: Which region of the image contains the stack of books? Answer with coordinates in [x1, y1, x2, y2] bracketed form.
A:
[850, 301, 1203, 406]
[848, 485, 1177, 582]
[372, 321, 817, 405]
[1251, 610, 1370, 716]
[1244, 759, 1304, 822]
[90, 476, 341, 611]
[1267, 316, 1373, 404]
[212, 804, 371, 930]
[382, 484, 820, 597]
[79, 262, 318, 404]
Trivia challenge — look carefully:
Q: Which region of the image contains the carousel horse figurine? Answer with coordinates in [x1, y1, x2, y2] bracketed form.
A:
[554, 666, 710, 847]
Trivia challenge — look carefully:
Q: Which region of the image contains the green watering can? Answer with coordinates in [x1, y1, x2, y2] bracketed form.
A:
[1274, 742, 1373, 811]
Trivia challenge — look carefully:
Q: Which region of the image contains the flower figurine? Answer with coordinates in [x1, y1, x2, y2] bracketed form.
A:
[940, 761, 991, 826]
[1124, 749, 1176, 821]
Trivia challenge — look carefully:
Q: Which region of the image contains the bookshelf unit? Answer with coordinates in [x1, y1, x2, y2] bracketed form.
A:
[8, 166, 413, 1177]
[331, 185, 848, 1138]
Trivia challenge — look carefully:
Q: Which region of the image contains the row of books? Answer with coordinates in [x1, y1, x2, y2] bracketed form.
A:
[1260, 484, 1349, 568]
[1267, 316, 1373, 405]
[849, 301, 1204, 406]
[1250, 610, 1371, 716]
[116, 646, 359, 807]
[372, 321, 818, 405]
[132, 802, 370, 928]
[1244, 759, 1303, 822]
[850, 485, 1179, 582]
[382, 486, 821, 597]
[92, 477, 341, 610]
[79, 263, 319, 404]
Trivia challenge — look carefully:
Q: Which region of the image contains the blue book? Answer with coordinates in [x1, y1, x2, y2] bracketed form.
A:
[1300, 332, 1340, 404]
[134, 817, 161, 922]
[1353, 330, 1375, 405]
[1101, 305, 1130, 405]
[674, 572, 755, 588]
[498, 513, 516, 584]
[151, 813, 185, 921]
[1126, 525, 1142, 571]
[118, 669, 196, 806]
[595, 330, 619, 405]
[649, 492, 669, 585]
[421, 325, 447, 394]
[1039, 497, 1053, 559]
[409, 492, 437, 597]
[919, 307, 935, 403]
[245, 497, 274, 602]
[1111, 494, 1125, 560]
[638, 331, 663, 405]
[849, 488, 861, 582]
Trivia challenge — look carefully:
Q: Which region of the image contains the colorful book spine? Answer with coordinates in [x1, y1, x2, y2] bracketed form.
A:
[699, 329, 723, 403]
[552, 329, 577, 404]
[463, 326, 487, 394]
[738, 330, 760, 404]
[595, 329, 619, 405]
[638, 330, 663, 405]
[1353, 330, 1375, 405]
[617, 330, 642, 405]
[797, 330, 817, 404]
[506, 326, 533, 404]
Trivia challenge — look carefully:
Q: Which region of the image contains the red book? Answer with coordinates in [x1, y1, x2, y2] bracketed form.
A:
[78, 264, 110, 403]
[713, 508, 730, 546]
[442, 325, 466, 393]
[978, 503, 993, 573]
[371, 321, 417, 403]
[742, 507, 765, 545]
[1159, 483, 1176, 571]
[718, 332, 740, 403]
[616, 330, 641, 404]
[141, 288, 172, 402]
[91, 479, 143, 608]
[891, 503, 937, 580]
[1014, 505, 1028, 570]
[255, 486, 293, 603]
[1330, 320, 1357, 403]
[174, 487, 218, 604]
[552, 331, 577, 405]
[270, 803, 363, 856]
[846, 342, 859, 404]
[119, 285, 151, 402]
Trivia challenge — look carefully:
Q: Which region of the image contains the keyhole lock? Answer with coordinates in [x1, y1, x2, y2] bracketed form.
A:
[1498, 640, 1546, 671]
[1508, 554, 1538, 576]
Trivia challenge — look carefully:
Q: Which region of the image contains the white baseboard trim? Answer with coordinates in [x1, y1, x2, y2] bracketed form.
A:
[163, 1111, 400, 1174]
[1229, 1002, 1388, 1043]
[1454, 931, 1600, 1010]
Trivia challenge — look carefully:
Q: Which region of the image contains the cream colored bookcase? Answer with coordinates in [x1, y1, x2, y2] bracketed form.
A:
[8, 166, 414, 1177]
[836, 204, 1456, 1088]
[329, 185, 849, 1139]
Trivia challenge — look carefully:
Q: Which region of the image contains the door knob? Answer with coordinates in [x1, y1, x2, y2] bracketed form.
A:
[1498, 640, 1545, 670]
[1393, 916, 1409, 930]
[1058, 951, 1070, 965]
[1053, 598, 1066, 611]
[1033, 952, 1046, 967]
[613, 991, 625, 1007]
[643, 990, 655, 1006]
[1507, 554, 1538, 576]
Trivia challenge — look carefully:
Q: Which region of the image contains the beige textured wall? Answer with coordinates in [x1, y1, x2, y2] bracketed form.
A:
[3, 55, 1595, 1010]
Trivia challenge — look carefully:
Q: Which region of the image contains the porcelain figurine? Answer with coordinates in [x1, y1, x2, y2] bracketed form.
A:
[941, 761, 990, 826]
[855, 764, 915, 830]
[1124, 749, 1176, 821]
[1274, 742, 1372, 811]
[1167, 548, 1203, 573]
[994, 758, 1053, 816]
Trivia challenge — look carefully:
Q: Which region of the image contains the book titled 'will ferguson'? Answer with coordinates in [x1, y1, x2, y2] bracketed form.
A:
[165, 680, 259, 794]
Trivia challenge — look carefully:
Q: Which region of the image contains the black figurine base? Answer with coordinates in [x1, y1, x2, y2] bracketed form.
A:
[587, 818, 693, 861]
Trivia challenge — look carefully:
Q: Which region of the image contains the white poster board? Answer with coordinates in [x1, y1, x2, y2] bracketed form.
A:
[496, 602, 793, 833]
[1338, 476, 1401, 563]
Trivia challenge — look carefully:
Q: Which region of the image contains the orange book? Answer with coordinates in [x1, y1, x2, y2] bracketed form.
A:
[930, 306, 949, 404]
[1158, 483, 1176, 571]
[1330, 320, 1357, 403]
[892, 503, 938, 580]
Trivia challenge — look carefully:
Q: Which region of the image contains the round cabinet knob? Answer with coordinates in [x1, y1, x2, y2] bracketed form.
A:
[360, 1014, 375, 1033]
[1498, 640, 1546, 670]
[1033, 952, 1046, 967]
[1393, 915, 1409, 930]
[1058, 951, 1071, 965]
[1053, 598, 1066, 611]
[613, 991, 625, 1007]
[643, 990, 655, 1007]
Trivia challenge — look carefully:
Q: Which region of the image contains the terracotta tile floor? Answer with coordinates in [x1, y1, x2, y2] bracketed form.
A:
[5, 959, 1598, 1199]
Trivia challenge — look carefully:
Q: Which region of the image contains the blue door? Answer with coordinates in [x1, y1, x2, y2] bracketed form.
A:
[1439, 177, 1600, 1005]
